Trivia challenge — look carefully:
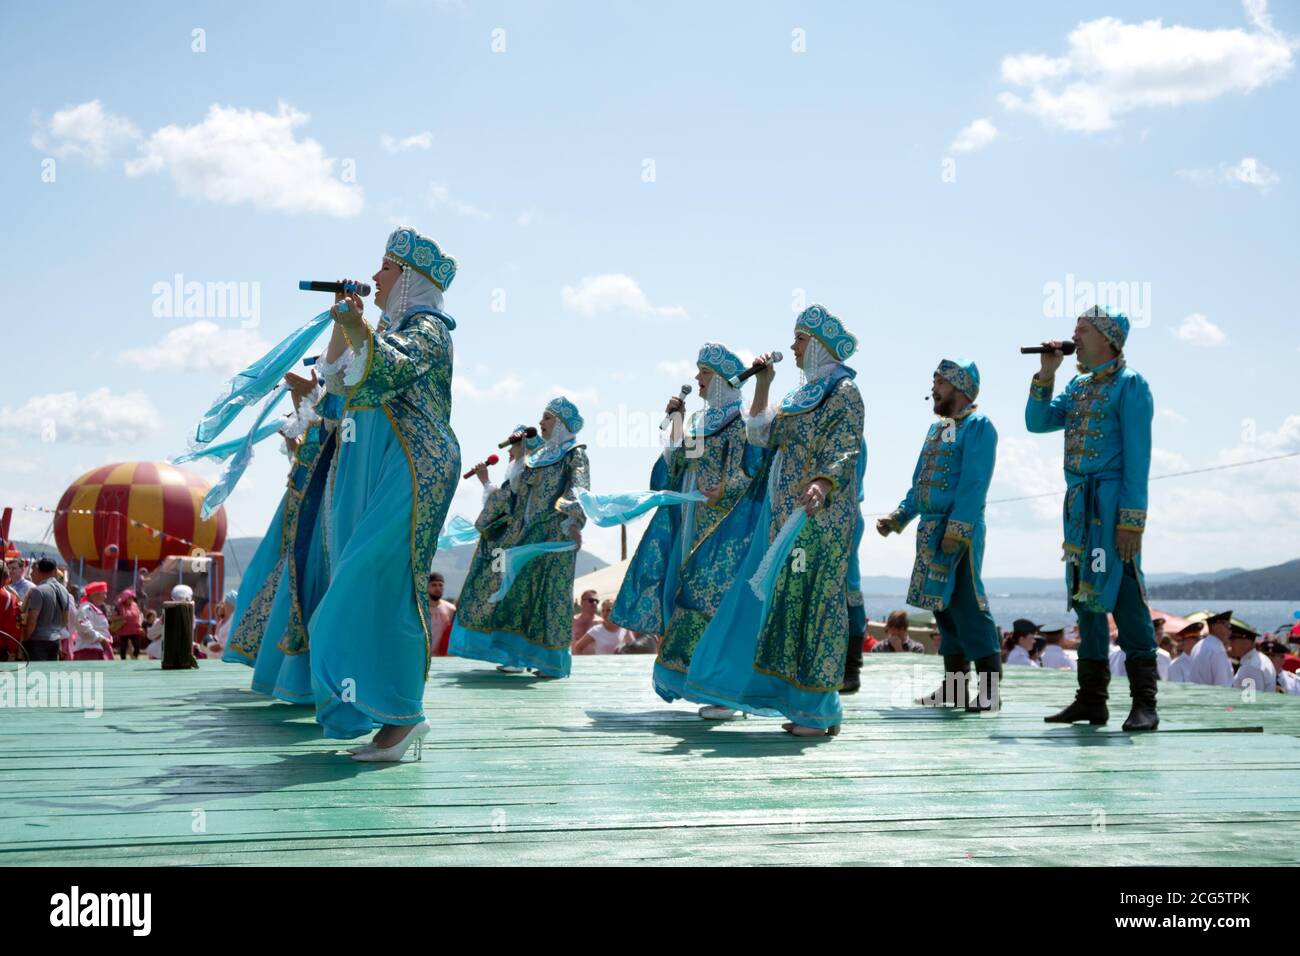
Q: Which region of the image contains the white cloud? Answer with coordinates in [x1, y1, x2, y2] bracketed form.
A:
[0, 389, 163, 444]
[950, 118, 998, 153]
[1151, 447, 1190, 472]
[1174, 313, 1228, 347]
[31, 100, 139, 165]
[1156, 408, 1189, 426]
[125, 102, 363, 217]
[452, 372, 526, 403]
[561, 274, 687, 320]
[547, 386, 600, 408]
[380, 131, 433, 153]
[429, 181, 490, 219]
[118, 321, 271, 374]
[998, 3, 1294, 133]
[515, 208, 539, 226]
[656, 359, 697, 379]
[1226, 156, 1280, 189]
[1177, 156, 1280, 192]
[986, 436, 1065, 523]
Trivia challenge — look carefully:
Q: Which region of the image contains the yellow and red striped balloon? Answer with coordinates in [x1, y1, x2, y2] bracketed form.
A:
[53, 462, 227, 570]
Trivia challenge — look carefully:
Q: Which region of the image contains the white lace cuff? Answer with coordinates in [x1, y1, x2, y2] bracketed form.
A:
[744, 405, 777, 444]
[343, 341, 370, 388]
[315, 349, 352, 378]
[279, 381, 325, 441]
[482, 481, 499, 504]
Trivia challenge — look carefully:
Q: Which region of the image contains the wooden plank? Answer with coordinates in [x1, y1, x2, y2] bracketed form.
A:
[2, 657, 1298, 865]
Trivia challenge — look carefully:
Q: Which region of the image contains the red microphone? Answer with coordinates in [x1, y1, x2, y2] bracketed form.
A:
[463, 454, 499, 480]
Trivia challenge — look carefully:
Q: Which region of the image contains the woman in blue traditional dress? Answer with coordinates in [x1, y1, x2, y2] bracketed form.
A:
[452, 422, 543, 672]
[306, 226, 461, 761]
[221, 371, 339, 704]
[449, 397, 589, 679]
[610, 343, 770, 709]
[684, 305, 866, 737]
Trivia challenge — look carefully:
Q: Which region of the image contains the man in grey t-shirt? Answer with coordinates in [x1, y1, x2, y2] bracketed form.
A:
[22, 558, 71, 661]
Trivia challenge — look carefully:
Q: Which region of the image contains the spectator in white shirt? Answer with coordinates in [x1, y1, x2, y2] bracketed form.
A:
[1184, 610, 1235, 687]
[1230, 623, 1274, 695]
[73, 581, 116, 660]
[1166, 622, 1205, 683]
[573, 599, 629, 655]
[1111, 637, 1171, 680]
[1004, 621, 1039, 667]
[1262, 641, 1300, 695]
[1038, 625, 1076, 671]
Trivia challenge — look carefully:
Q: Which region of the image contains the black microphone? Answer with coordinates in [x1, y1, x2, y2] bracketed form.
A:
[299, 280, 373, 297]
[497, 427, 539, 449]
[728, 351, 783, 388]
[1020, 342, 1076, 355]
[659, 385, 693, 430]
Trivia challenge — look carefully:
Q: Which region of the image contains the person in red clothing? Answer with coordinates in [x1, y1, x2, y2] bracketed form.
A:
[427, 573, 456, 657]
[861, 621, 879, 654]
[111, 588, 146, 659]
[0, 564, 23, 661]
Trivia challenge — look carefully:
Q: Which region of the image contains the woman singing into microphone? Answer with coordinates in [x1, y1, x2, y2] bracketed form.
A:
[306, 226, 462, 761]
[450, 422, 542, 672]
[449, 398, 590, 679]
[684, 305, 866, 737]
[610, 343, 771, 709]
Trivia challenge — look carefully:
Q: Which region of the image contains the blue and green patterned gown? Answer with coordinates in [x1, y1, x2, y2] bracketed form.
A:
[685, 368, 866, 728]
[449, 444, 590, 677]
[1026, 357, 1155, 662]
[308, 307, 461, 738]
[451, 475, 530, 637]
[612, 409, 769, 702]
[222, 387, 340, 703]
[886, 407, 1000, 660]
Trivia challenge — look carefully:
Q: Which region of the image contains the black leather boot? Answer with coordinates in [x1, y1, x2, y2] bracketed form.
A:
[1121, 655, 1160, 731]
[965, 654, 1002, 712]
[1044, 659, 1110, 724]
[840, 636, 864, 694]
[915, 655, 969, 707]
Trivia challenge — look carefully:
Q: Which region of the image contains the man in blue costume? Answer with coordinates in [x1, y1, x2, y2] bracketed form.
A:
[878, 359, 1001, 711]
[1028, 306, 1158, 732]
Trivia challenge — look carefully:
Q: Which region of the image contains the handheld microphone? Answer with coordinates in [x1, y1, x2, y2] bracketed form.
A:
[659, 385, 693, 430]
[463, 454, 499, 480]
[300, 280, 373, 297]
[727, 351, 783, 388]
[497, 427, 538, 449]
[1020, 342, 1076, 355]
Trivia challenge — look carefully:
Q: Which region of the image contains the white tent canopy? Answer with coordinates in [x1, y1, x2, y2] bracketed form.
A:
[573, 557, 631, 603]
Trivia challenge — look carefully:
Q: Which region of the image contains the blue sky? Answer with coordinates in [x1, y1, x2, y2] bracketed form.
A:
[2, 0, 1298, 578]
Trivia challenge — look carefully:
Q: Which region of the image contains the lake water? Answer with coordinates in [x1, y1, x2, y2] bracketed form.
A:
[864, 596, 1298, 635]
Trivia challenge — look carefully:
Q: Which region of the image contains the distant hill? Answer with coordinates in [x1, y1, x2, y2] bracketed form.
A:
[863, 566, 1254, 598]
[1148, 558, 1300, 601]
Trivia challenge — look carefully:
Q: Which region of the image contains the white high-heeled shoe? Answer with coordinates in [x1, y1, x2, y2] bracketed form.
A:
[698, 705, 745, 720]
[351, 721, 430, 762]
[496, 665, 525, 674]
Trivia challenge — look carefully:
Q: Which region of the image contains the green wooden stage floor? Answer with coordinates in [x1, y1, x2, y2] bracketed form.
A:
[3, 656, 1299, 866]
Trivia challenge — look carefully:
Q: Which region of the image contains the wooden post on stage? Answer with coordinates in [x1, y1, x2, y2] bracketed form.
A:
[621, 525, 627, 561]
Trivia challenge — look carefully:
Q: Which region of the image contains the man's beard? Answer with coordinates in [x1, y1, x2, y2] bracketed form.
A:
[935, 393, 958, 417]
